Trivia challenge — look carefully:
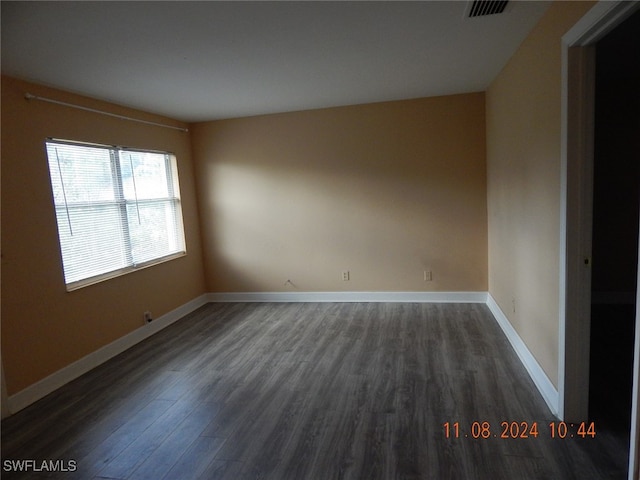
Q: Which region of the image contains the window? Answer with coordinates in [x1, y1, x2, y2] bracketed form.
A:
[45, 139, 186, 290]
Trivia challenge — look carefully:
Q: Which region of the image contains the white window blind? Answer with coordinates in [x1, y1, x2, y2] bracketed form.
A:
[45, 139, 186, 289]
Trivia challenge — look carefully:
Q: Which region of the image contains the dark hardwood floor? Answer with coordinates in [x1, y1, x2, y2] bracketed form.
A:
[1, 302, 628, 479]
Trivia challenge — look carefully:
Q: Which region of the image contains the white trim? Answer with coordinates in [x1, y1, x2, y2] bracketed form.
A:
[562, 1, 640, 46]
[206, 291, 488, 304]
[7, 290, 561, 422]
[7, 294, 210, 415]
[558, 26, 570, 421]
[487, 294, 559, 416]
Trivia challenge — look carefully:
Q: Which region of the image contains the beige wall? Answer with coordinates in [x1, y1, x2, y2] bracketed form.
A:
[1, 76, 207, 394]
[486, 1, 595, 388]
[1, 2, 604, 407]
[191, 94, 488, 293]
[1, 1, 598, 403]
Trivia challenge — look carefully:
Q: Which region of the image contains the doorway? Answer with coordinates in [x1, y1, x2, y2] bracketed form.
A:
[561, 2, 640, 478]
[588, 8, 640, 436]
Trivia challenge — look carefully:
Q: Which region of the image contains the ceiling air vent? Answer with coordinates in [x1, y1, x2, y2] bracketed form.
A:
[466, 0, 509, 18]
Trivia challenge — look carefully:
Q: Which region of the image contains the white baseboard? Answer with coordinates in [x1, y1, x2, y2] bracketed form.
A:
[486, 294, 559, 416]
[206, 291, 488, 303]
[7, 294, 210, 415]
[7, 291, 557, 420]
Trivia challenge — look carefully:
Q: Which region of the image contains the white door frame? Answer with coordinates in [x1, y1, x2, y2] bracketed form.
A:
[559, 2, 640, 478]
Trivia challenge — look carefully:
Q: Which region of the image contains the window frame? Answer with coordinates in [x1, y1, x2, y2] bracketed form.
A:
[45, 138, 187, 291]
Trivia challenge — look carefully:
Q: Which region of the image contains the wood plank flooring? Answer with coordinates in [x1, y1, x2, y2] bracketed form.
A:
[1, 302, 629, 479]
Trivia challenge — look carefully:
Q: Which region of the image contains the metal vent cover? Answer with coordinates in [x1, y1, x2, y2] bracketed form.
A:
[466, 0, 509, 18]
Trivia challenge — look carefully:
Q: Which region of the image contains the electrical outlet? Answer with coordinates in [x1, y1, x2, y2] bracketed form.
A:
[144, 311, 153, 323]
[424, 270, 432, 281]
[342, 271, 350, 281]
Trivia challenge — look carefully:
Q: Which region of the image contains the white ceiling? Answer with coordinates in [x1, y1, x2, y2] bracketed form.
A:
[1, 1, 551, 122]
